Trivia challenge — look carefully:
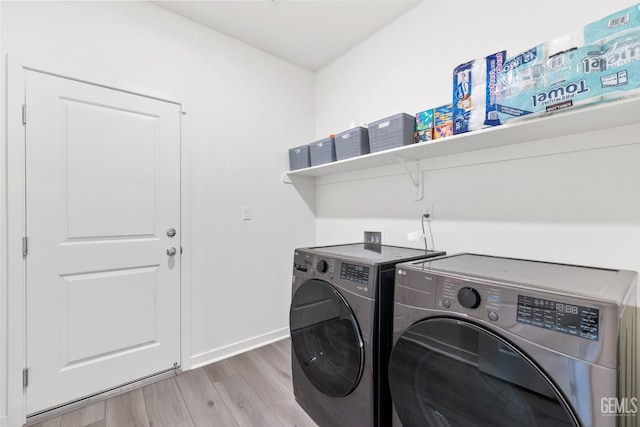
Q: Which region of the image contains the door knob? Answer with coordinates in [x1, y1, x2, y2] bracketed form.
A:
[167, 247, 177, 256]
[167, 228, 176, 237]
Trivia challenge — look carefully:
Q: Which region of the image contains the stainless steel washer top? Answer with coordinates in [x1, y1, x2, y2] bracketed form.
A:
[309, 243, 441, 265]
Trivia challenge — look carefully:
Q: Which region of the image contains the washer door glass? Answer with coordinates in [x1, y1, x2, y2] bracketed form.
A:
[389, 318, 578, 427]
[290, 279, 364, 397]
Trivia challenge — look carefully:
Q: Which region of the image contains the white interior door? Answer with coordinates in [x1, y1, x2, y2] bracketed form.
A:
[25, 70, 181, 415]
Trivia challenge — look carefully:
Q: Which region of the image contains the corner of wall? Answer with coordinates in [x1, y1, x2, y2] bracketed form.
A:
[189, 327, 289, 370]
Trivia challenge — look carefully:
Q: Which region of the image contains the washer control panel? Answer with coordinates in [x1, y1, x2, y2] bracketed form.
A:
[438, 275, 503, 323]
[516, 295, 599, 341]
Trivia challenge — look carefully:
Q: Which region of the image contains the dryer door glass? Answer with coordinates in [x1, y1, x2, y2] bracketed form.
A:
[389, 318, 578, 427]
[290, 279, 364, 397]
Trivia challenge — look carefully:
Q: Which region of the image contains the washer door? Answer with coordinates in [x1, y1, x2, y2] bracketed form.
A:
[389, 318, 579, 427]
[290, 279, 364, 397]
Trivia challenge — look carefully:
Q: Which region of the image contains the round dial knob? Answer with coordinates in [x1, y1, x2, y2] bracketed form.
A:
[457, 287, 481, 309]
[317, 260, 328, 273]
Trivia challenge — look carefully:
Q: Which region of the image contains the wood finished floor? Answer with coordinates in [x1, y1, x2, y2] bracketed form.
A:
[30, 338, 317, 427]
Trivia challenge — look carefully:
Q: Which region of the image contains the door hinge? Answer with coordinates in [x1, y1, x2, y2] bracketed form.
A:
[23, 368, 28, 389]
[22, 236, 28, 257]
[22, 104, 27, 125]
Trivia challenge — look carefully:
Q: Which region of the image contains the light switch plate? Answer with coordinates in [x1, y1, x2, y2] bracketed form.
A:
[242, 206, 252, 220]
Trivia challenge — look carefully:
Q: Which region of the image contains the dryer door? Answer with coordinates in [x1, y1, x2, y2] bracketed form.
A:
[389, 318, 579, 427]
[290, 279, 364, 397]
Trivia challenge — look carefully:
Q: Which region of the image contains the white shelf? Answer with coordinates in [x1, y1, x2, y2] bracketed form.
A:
[283, 97, 640, 180]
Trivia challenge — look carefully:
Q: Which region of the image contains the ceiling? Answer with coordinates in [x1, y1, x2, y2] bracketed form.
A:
[151, 0, 422, 71]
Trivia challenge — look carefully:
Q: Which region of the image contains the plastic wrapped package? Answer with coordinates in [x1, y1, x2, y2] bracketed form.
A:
[597, 29, 640, 100]
[495, 45, 547, 122]
[452, 51, 506, 134]
[584, 3, 640, 45]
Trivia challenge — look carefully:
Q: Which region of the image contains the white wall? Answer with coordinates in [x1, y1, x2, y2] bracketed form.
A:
[0, 0, 315, 380]
[0, 0, 6, 422]
[315, 0, 640, 272]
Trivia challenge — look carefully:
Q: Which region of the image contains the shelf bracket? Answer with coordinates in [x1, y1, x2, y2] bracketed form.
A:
[281, 172, 315, 186]
[281, 172, 293, 184]
[397, 156, 423, 201]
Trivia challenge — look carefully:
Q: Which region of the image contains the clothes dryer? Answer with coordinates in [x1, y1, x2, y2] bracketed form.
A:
[389, 253, 637, 427]
[290, 244, 445, 427]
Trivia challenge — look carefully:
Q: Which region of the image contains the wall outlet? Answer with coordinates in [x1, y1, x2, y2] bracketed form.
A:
[364, 231, 382, 245]
[424, 205, 433, 221]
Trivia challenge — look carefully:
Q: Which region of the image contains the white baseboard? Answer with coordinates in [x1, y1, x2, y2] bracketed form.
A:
[189, 327, 290, 370]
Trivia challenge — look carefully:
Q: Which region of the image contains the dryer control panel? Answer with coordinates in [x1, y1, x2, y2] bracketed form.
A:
[293, 250, 376, 298]
[394, 254, 629, 368]
[340, 262, 370, 285]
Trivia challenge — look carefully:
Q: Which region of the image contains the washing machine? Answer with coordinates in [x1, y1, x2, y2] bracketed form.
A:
[289, 243, 446, 427]
[389, 253, 637, 427]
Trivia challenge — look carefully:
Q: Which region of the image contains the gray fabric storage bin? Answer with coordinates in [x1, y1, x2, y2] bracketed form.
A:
[335, 127, 370, 161]
[309, 137, 336, 166]
[288, 145, 310, 170]
[368, 113, 415, 152]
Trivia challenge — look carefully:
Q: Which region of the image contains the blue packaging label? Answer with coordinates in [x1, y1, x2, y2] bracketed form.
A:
[434, 104, 453, 126]
[530, 79, 591, 109]
[502, 47, 541, 74]
[600, 31, 640, 69]
[453, 60, 474, 134]
[547, 45, 603, 87]
[415, 109, 435, 131]
[496, 104, 533, 118]
[584, 3, 640, 44]
[597, 31, 640, 96]
[434, 104, 453, 139]
[485, 51, 506, 126]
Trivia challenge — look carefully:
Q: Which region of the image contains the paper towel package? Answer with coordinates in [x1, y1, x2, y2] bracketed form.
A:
[597, 29, 640, 100]
[546, 45, 603, 87]
[415, 109, 434, 143]
[496, 45, 547, 122]
[498, 58, 601, 118]
[495, 41, 604, 121]
[584, 3, 640, 44]
[546, 30, 600, 87]
[433, 104, 453, 140]
[583, 4, 640, 101]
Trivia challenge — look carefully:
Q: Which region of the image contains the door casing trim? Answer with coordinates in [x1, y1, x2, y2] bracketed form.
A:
[2, 57, 191, 426]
